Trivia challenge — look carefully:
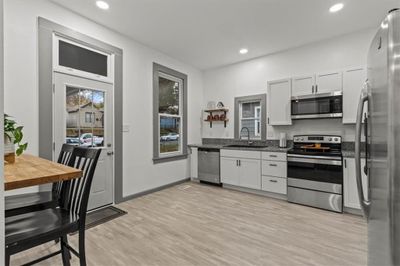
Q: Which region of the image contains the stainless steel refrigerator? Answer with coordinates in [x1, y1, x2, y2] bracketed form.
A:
[355, 8, 400, 266]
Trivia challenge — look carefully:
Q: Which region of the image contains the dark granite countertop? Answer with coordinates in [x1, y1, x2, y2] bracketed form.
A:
[189, 139, 363, 156]
[188, 143, 291, 153]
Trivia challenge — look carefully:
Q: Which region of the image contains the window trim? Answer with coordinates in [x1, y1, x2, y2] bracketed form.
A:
[254, 106, 261, 137]
[234, 94, 267, 140]
[153, 63, 188, 164]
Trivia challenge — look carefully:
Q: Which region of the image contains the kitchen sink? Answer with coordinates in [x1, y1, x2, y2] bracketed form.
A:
[223, 144, 268, 149]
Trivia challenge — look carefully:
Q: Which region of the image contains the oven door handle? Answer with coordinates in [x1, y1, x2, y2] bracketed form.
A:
[355, 84, 370, 219]
[287, 154, 342, 161]
[287, 157, 342, 166]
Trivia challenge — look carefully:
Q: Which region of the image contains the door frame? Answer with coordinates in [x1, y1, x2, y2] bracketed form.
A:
[38, 18, 125, 204]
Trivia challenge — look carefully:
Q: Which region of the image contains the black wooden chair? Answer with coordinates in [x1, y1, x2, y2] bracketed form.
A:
[5, 144, 75, 218]
[5, 147, 102, 266]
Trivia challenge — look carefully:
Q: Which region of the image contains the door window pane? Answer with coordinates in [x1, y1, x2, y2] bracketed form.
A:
[66, 86, 105, 147]
[93, 90, 105, 144]
[159, 116, 180, 154]
[59, 40, 108, 77]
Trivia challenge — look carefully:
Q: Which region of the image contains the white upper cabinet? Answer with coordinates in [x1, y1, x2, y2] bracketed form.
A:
[343, 67, 367, 124]
[267, 78, 292, 125]
[315, 71, 343, 94]
[291, 75, 315, 97]
[291, 71, 343, 97]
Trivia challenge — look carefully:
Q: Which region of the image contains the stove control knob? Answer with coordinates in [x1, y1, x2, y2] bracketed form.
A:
[328, 137, 332, 141]
[334, 137, 339, 142]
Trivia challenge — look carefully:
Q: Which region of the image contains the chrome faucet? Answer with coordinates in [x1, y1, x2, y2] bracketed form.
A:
[240, 127, 253, 145]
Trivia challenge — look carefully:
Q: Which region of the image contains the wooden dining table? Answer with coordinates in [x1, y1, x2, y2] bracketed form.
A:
[4, 154, 82, 191]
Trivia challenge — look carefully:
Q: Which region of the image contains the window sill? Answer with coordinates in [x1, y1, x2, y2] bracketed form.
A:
[153, 153, 189, 164]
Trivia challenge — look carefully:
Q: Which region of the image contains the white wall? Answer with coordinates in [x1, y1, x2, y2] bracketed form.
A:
[203, 29, 376, 142]
[4, 0, 203, 197]
[0, 0, 4, 261]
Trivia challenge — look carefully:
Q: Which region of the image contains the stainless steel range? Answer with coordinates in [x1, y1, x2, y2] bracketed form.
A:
[287, 135, 343, 213]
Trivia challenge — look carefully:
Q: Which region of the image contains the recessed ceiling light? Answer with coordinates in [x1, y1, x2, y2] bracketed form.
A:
[96, 1, 109, 10]
[329, 3, 344, 13]
[239, 48, 248, 55]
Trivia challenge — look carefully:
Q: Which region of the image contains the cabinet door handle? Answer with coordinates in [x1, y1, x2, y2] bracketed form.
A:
[239, 160, 241, 166]
[269, 179, 278, 183]
[267, 117, 270, 124]
[344, 159, 347, 168]
[236, 160, 238, 166]
[316, 85, 318, 93]
[269, 155, 277, 158]
[269, 164, 277, 167]
[312, 85, 314, 94]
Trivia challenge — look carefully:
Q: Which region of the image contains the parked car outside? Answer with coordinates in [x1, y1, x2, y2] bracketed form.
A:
[160, 133, 179, 141]
[66, 137, 80, 146]
[80, 133, 104, 146]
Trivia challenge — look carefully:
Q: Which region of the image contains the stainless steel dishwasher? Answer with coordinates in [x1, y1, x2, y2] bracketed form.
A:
[198, 148, 220, 184]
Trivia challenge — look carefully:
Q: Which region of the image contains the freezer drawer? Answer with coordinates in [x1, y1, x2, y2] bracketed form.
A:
[198, 148, 220, 184]
[287, 186, 343, 213]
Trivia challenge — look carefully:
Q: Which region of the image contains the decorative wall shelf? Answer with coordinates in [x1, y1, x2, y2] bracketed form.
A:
[204, 108, 229, 128]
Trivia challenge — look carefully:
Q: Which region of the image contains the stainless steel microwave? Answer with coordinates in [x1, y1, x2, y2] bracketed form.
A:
[291, 91, 343, 120]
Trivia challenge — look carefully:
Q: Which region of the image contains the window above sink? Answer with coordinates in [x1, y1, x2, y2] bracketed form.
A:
[234, 94, 267, 140]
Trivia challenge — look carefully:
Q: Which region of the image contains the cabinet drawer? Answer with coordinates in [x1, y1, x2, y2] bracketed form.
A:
[262, 176, 287, 195]
[221, 149, 261, 159]
[262, 161, 287, 178]
[261, 152, 286, 162]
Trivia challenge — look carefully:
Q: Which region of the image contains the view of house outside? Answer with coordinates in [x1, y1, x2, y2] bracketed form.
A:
[158, 76, 181, 153]
[65, 86, 105, 147]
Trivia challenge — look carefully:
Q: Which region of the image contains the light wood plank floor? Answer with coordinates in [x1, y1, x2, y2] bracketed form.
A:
[11, 182, 367, 266]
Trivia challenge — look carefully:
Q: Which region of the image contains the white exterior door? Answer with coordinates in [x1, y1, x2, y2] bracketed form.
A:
[53, 72, 114, 210]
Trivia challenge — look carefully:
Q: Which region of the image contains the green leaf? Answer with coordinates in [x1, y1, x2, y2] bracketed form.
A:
[4, 115, 28, 156]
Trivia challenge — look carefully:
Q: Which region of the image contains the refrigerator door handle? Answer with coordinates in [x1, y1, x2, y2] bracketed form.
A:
[355, 84, 371, 219]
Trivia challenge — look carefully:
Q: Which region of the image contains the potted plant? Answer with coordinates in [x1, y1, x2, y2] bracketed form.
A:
[4, 114, 28, 163]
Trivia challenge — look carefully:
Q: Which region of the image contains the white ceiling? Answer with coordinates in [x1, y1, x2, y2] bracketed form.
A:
[51, 0, 398, 70]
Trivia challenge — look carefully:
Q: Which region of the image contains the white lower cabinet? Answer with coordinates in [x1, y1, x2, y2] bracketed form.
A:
[238, 158, 261, 190]
[220, 150, 261, 190]
[343, 157, 368, 209]
[262, 160, 287, 178]
[261, 152, 287, 195]
[262, 176, 287, 194]
[189, 147, 198, 179]
[220, 157, 240, 186]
